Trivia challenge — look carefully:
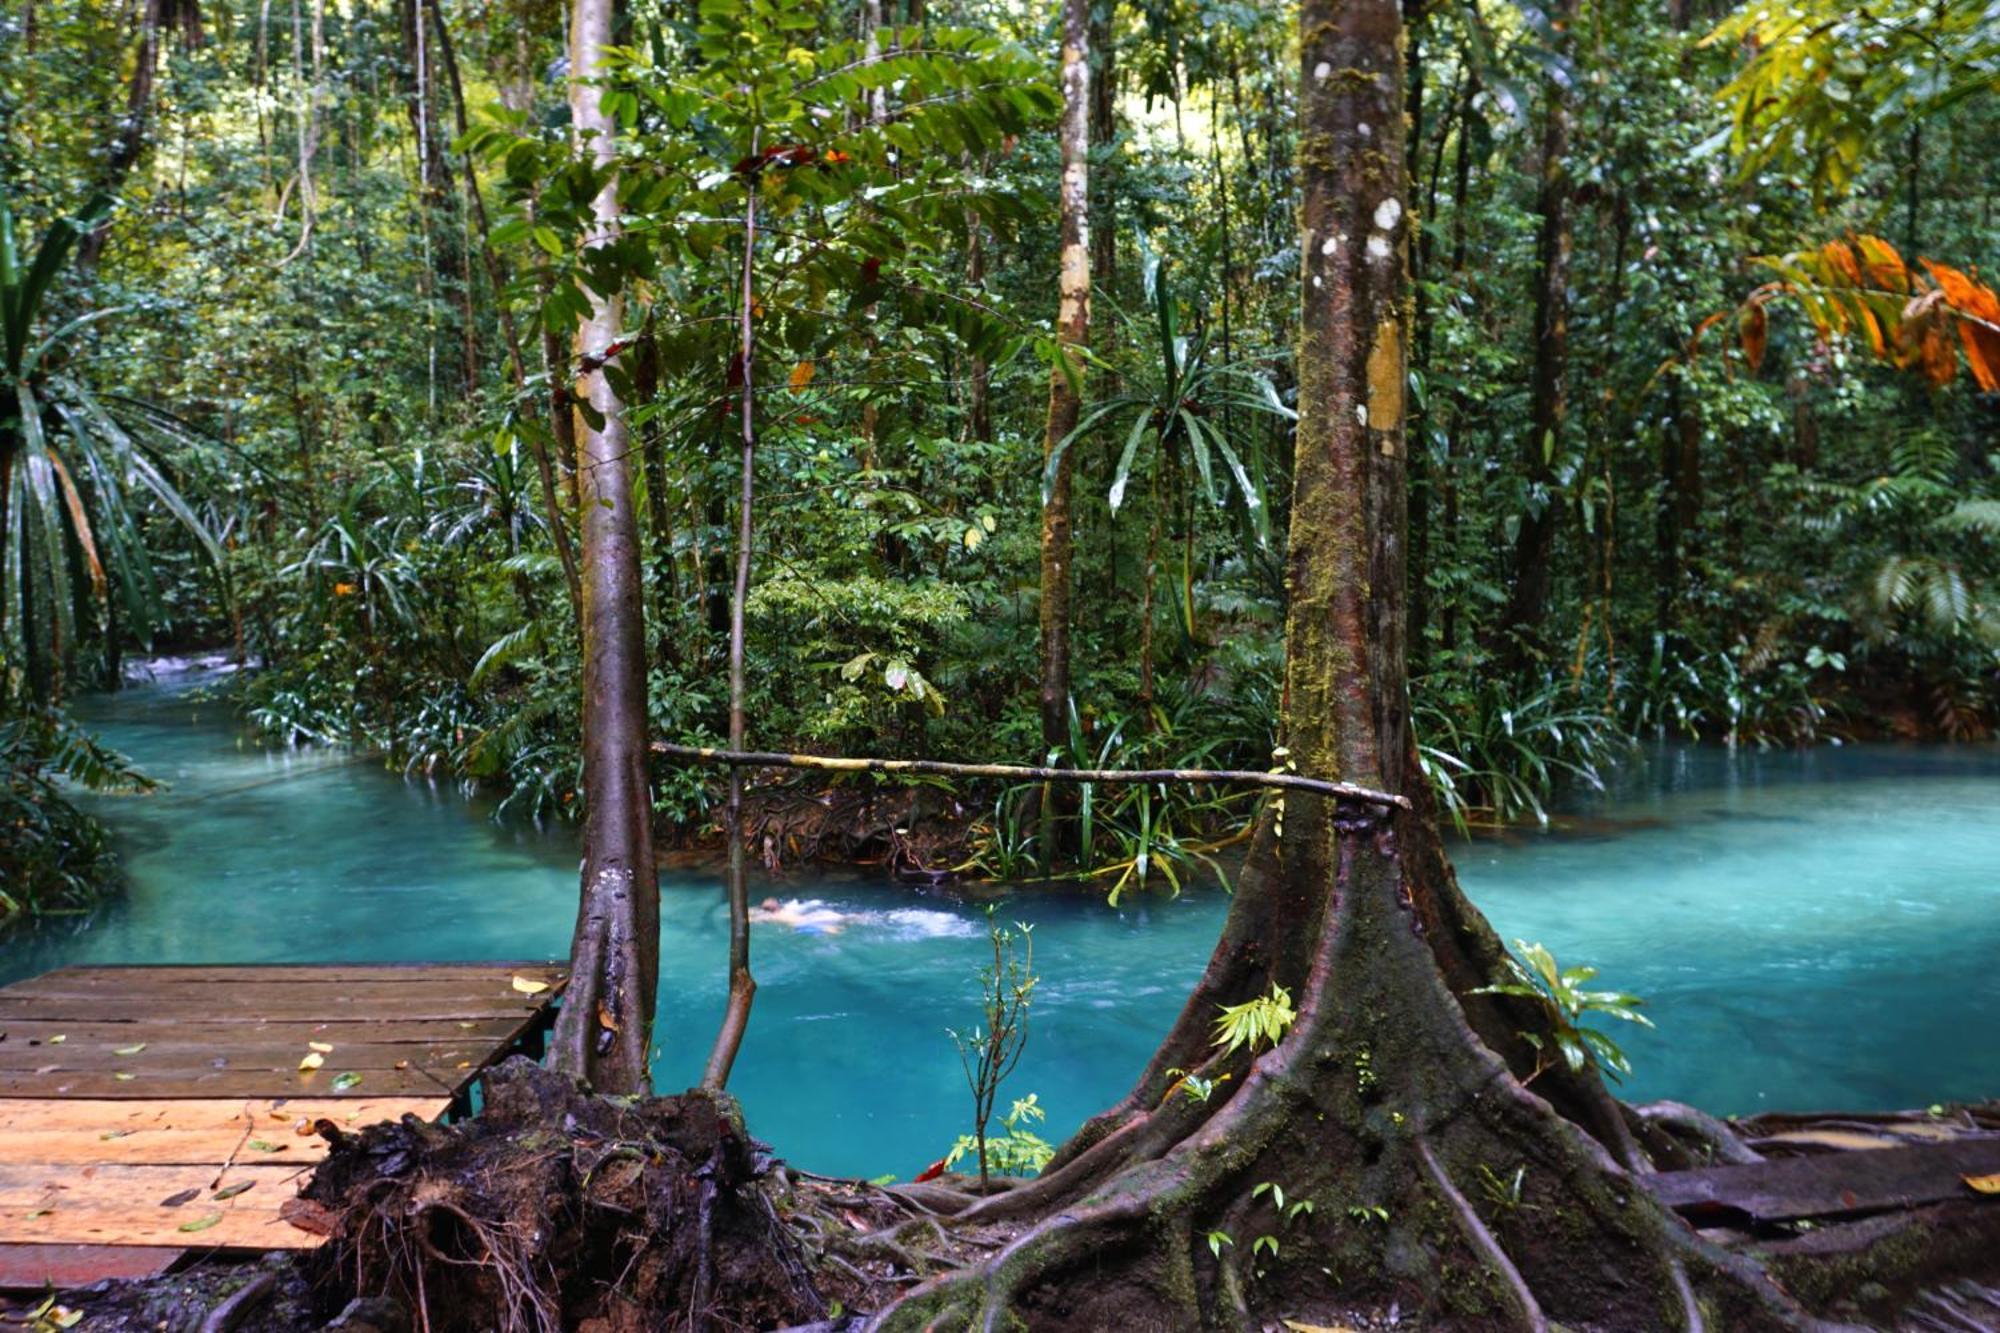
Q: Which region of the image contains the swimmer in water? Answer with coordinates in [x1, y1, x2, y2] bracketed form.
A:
[751, 896, 849, 935]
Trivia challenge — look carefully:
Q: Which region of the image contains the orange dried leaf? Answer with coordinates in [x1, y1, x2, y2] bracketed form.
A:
[1965, 1173, 2000, 1195]
[1854, 235, 1907, 292]
[1740, 302, 1768, 372]
[1922, 325, 1958, 386]
[788, 361, 816, 390]
[1821, 239, 1862, 285]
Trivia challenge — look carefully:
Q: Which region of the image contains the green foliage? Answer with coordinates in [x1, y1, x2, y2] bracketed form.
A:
[941, 1093, 1054, 1178]
[1415, 673, 1626, 828]
[0, 188, 220, 698]
[1705, 0, 2000, 203]
[1472, 939, 1654, 1082]
[0, 705, 150, 923]
[1211, 982, 1295, 1059]
[947, 908, 1038, 1189]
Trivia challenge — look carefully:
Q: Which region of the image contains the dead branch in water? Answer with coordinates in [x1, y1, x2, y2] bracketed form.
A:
[650, 743, 1412, 810]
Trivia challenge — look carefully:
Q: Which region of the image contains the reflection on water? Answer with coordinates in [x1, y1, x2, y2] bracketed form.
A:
[4, 660, 1998, 1176]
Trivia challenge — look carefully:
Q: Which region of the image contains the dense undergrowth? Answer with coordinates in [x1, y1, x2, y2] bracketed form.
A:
[1, 0, 1995, 898]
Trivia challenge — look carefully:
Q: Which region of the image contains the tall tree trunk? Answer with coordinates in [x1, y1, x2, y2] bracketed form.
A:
[1087, 0, 1116, 293]
[1501, 0, 1578, 674]
[547, 0, 658, 1095]
[1037, 0, 1090, 864]
[865, 5, 1835, 1326]
[1437, 52, 1478, 658]
[701, 162, 760, 1091]
[965, 211, 991, 443]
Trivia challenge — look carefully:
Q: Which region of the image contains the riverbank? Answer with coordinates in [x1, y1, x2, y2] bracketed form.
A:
[9, 663, 1998, 1178]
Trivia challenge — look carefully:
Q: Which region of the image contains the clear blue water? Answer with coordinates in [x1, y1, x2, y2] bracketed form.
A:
[5, 661, 1998, 1178]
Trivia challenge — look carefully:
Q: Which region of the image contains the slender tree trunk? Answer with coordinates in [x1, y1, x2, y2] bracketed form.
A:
[77, 0, 165, 270]
[1502, 0, 1578, 673]
[965, 211, 991, 442]
[547, 0, 658, 1095]
[1087, 0, 1116, 293]
[702, 161, 760, 1091]
[1037, 0, 1090, 863]
[1437, 55, 1478, 658]
[432, 0, 582, 620]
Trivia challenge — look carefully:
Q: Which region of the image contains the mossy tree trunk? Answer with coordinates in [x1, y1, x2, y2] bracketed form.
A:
[862, 4, 1820, 1327]
[546, 0, 659, 1096]
[1501, 0, 1577, 673]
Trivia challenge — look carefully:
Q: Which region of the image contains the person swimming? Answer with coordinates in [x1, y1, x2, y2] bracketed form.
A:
[751, 897, 850, 935]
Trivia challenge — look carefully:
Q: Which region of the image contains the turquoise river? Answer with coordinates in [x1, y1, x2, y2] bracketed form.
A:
[4, 659, 1998, 1178]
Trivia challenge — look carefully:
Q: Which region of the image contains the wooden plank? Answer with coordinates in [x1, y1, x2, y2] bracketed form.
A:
[0, 1066, 476, 1100]
[0, 995, 552, 1025]
[0, 1163, 312, 1250]
[0, 1243, 183, 1289]
[0, 1097, 447, 1165]
[5, 977, 562, 1006]
[0, 1018, 526, 1050]
[0, 1037, 506, 1074]
[1648, 1138, 2000, 1224]
[26, 963, 565, 985]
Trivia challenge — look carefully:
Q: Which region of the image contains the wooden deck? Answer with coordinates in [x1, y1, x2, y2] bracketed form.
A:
[0, 961, 566, 1290]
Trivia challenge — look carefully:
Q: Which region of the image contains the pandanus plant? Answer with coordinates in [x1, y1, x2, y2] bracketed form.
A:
[0, 191, 220, 699]
[1042, 242, 1293, 709]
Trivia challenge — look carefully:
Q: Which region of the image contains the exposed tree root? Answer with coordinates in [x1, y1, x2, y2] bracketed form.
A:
[297, 1058, 827, 1333]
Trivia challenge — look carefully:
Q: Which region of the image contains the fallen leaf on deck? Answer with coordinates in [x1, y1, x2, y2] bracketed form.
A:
[100, 1130, 133, 1141]
[48, 1035, 65, 1044]
[394, 1060, 410, 1069]
[248, 1139, 284, 1152]
[308, 1041, 335, 1053]
[512, 975, 550, 995]
[114, 1072, 136, 1081]
[299, 1051, 325, 1071]
[212, 1181, 257, 1201]
[159, 1188, 200, 1208]
[112, 1043, 147, 1055]
[331, 1071, 362, 1091]
[279, 1196, 339, 1236]
[1965, 1173, 2000, 1194]
[178, 1212, 224, 1233]
[1282, 1322, 1358, 1333]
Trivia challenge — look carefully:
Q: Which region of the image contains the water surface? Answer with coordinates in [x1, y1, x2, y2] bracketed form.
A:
[5, 661, 1997, 1176]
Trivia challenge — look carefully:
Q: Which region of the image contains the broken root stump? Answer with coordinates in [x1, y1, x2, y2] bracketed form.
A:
[297, 1058, 829, 1333]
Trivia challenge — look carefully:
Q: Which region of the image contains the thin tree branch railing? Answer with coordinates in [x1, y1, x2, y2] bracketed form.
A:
[651, 743, 1413, 810]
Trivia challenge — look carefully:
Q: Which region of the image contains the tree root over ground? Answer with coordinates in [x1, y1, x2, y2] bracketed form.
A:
[276, 810, 2000, 1333]
[290, 1058, 829, 1333]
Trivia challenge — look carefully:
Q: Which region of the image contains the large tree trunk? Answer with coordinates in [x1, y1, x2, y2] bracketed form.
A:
[1500, 0, 1578, 674]
[546, 0, 659, 1095]
[858, 4, 1826, 1327]
[1037, 0, 1090, 864]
